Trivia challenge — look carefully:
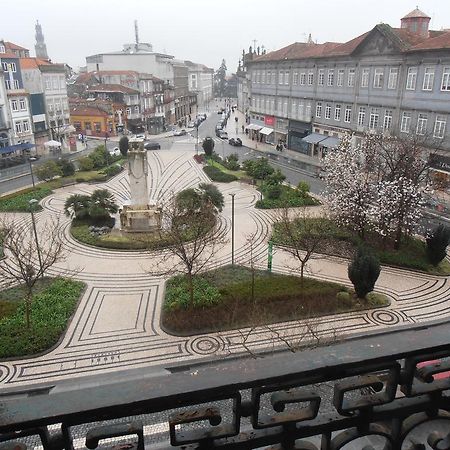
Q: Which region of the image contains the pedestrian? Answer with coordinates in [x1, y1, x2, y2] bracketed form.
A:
[242, 124, 245, 133]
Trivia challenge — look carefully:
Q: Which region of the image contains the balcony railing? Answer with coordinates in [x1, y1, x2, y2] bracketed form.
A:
[0, 320, 449, 449]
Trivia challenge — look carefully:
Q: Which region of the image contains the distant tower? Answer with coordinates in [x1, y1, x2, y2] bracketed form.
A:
[35, 20, 49, 59]
[134, 19, 139, 51]
[307, 33, 314, 44]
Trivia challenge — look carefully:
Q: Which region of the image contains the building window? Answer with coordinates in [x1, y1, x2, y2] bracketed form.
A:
[283, 100, 288, 115]
[94, 122, 101, 133]
[434, 115, 446, 138]
[373, 69, 384, 88]
[305, 103, 311, 118]
[334, 104, 341, 121]
[84, 121, 92, 131]
[300, 72, 306, 85]
[22, 120, 30, 132]
[60, 77, 65, 90]
[52, 76, 59, 89]
[5, 80, 11, 90]
[278, 71, 284, 85]
[441, 67, 450, 91]
[293, 72, 298, 85]
[266, 71, 271, 84]
[400, 112, 411, 133]
[327, 69, 334, 86]
[19, 98, 26, 110]
[325, 103, 331, 119]
[318, 69, 324, 86]
[361, 68, 369, 88]
[383, 110, 393, 130]
[422, 67, 435, 91]
[11, 99, 18, 111]
[299, 103, 304, 118]
[406, 67, 417, 90]
[134, 105, 139, 112]
[277, 98, 282, 113]
[126, 107, 131, 115]
[416, 113, 428, 135]
[337, 69, 344, 86]
[261, 71, 266, 84]
[257, 71, 261, 83]
[284, 71, 289, 85]
[0, 44, 5, 53]
[316, 102, 322, 118]
[344, 106, 352, 123]
[358, 106, 366, 126]
[291, 99, 296, 117]
[14, 121, 22, 133]
[369, 108, 379, 129]
[45, 76, 52, 90]
[388, 68, 398, 89]
[308, 71, 314, 85]
[347, 69, 355, 87]
[13, 79, 19, 89]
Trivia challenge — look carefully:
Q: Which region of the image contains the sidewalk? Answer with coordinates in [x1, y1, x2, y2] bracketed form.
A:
[225, 109, 323, 173]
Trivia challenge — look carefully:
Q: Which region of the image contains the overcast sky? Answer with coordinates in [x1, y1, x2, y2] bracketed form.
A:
[3, 0, 449, 73]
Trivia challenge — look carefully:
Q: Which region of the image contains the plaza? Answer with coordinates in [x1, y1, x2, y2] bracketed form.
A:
[0, 141, 448, 387]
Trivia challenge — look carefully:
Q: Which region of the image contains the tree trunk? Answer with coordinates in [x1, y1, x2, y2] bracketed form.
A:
[300, 263, 305, 289]
[187, 272, 194, 306]
[25, 288, 32, 329]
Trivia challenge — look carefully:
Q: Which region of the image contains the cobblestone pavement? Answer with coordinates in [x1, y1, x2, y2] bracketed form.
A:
[0, 141, 449, 388]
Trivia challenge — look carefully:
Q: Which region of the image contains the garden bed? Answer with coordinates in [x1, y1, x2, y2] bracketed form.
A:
[161, 266, 388, 335]
[272, 218, 450, 275]
[256, 185, 320, 209]
[0, 186, 53, 212]
[0, 278, 85, 358]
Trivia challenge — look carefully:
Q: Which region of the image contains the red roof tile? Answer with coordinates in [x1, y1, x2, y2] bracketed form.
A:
[409, 30, 450, 51]
[70, 106, 108, 117]
[87, 83, 139, 94]
[402, 7, 430, 19]
[19, 57, 53, 69]
[4, 41, 29, 51]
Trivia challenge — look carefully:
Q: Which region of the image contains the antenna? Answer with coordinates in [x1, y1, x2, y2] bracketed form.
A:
[134, 20, 139, 46]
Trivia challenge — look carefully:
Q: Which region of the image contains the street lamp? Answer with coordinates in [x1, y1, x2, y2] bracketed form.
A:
[104, 131, 108, 149]
[196, 123, 199, 155]
[29, 199, 43, 277]
[229, 193, 236, 266]
[28, 157, 36, 189]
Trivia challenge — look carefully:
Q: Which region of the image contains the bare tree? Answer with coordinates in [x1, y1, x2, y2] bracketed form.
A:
[273, 206, 334, 284]
[0, 217, 66, 328]
[151, 191, 227, 305]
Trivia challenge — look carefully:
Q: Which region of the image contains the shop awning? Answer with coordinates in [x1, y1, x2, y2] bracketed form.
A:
[302, 133, 327, 144]
[247, 123, 263, 131]
[320, 136, 340, 148]
[44, 140, 62, 147]
[259, 127, 274, 135]
[0, 143, 35, 155]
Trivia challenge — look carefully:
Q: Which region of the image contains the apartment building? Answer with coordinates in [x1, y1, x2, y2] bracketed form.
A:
[244, 8, 450, 171]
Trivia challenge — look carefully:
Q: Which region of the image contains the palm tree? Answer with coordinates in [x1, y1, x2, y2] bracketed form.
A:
[64, 194, 91, 219]
[89, 189, 118, 220]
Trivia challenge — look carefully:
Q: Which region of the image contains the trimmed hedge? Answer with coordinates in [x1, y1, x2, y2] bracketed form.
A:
[203, 165, 238, 183]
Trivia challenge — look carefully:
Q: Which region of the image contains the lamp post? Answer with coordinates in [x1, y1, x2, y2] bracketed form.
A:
[29, 199, 43, 277]
[104, 131, 108, 149]
[229, 193, 236, 266]
[196, 123, 199, 155]
[28, 157, 36, 189]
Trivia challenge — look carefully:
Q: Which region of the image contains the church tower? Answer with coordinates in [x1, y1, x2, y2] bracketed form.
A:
[35, 20, 49, 60]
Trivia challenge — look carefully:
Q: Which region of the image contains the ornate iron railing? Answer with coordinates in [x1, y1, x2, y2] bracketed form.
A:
[0, 320, 449, 450]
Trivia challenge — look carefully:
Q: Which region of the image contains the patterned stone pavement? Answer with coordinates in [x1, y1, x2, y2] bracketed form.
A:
[0, 141, 449, 387]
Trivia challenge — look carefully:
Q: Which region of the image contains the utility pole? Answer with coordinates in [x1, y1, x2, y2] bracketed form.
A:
[229, 193, 236, 266]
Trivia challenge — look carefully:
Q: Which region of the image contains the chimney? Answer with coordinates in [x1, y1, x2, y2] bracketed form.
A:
[401, 7, 431, 37]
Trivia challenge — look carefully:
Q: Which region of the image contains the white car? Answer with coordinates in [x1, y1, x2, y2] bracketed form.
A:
[109, 147, 121, 156]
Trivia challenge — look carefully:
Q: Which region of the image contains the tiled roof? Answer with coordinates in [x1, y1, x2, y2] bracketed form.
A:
[250, 22, 450, 64]
[0, 52, 18, 58]
[87, 83, 139, 94]
[409, 30, 450, 51]
[402, 7, 430, 19]
[4, 41, 29, 51]
[95, 70, 139, 76]
[70, 106, 108, 117]
[19, 57, 52, 69]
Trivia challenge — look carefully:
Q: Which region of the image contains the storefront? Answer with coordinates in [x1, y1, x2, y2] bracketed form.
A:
[428, 153, 450, 188]
[288, 120, 311, 154]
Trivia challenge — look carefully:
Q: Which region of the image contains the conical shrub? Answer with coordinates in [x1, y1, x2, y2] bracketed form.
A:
[426, 224, 450, 266]
[348, 248, 381, 299]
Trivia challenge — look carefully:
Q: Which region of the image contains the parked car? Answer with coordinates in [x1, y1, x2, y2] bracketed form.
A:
[216, 123, 224, 130]
[228, 138, 242, 147]
[218, 130, 228, 140]
[187, 121, 195, 128]
[144, 141, 161, 150]
[134, 134, 145, 139]
[109, 147, 121, 156]
[173, 129, 187, 136]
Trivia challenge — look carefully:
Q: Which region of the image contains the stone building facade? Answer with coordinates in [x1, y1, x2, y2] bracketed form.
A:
[243, 8, 450, 171]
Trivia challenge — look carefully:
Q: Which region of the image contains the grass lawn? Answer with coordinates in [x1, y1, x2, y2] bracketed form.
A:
[0, 278, 85, 358]
[0, 161, 124, 212]
[272, 218, 450, 275]
[256, 185, 320, 209]
[161, 266, 388, 335]
[0, 186, 53, 212]
[209, 160, 248, 179]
